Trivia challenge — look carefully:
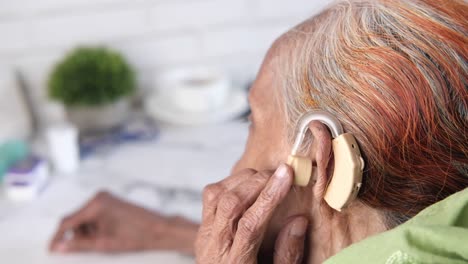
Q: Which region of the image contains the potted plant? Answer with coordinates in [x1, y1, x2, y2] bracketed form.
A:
[48, 46, 136, 132]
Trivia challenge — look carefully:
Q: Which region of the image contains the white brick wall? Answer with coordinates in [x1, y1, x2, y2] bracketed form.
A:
[0, 20, 32, 55]
[149, 1, 252, 32]
[256, 0, 332, 19]
[30, 8, 151, 49]
[0, 0, 333, 137]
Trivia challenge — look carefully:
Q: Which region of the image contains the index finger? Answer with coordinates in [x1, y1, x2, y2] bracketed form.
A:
[231, 164, 293, 255]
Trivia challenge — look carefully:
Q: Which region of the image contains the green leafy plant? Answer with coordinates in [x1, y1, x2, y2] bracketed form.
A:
[48, 46, 136, 107]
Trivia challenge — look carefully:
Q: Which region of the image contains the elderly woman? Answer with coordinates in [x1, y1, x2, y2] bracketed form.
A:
[50, 0, 468, 263]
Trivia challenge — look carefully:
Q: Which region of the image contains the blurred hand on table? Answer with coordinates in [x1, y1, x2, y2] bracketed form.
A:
[49, 191, 199, 255]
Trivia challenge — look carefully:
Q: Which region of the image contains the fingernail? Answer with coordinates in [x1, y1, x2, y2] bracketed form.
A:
[289, 217, 308, 237]
[274, 164, 289, 179]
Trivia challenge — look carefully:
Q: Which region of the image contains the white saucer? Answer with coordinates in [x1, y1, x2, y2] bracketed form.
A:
[145, 89, 250, 126]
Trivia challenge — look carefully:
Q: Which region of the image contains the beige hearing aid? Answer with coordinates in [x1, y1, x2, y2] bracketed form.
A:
[287, 111, 365, 211]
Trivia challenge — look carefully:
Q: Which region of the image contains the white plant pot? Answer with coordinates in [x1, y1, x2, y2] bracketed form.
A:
[67, 99, 131, 132]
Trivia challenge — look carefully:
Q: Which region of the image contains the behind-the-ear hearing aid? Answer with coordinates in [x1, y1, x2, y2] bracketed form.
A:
[286, 111, 365, 211]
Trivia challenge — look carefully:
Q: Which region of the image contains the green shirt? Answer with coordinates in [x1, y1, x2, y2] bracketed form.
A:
[326, 188, 468, 264]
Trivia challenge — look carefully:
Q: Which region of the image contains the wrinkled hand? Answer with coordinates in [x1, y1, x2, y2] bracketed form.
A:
[49, 191, 198, 254]
[195, 164, 308, 264]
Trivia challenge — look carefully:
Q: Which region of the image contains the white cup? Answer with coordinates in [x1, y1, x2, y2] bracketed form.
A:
[158, 68, 231, 112]
[45, 123, 79, 175]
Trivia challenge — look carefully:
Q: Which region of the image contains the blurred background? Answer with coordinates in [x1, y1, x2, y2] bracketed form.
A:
[0, 0, 331, 138]
[0, 0, 331, 263]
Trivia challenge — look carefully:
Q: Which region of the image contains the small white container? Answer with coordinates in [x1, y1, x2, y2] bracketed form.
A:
[45, 123, 79, 175]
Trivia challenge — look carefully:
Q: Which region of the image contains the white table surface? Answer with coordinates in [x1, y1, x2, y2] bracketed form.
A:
[0, 121, 248, 264]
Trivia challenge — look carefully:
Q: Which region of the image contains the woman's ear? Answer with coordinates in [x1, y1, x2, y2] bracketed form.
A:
[307, 121, 333, 200]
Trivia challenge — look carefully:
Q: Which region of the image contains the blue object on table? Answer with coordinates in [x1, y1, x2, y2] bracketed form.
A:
[5, 154, 49, 201]
[79, 117, 159, 159]
[0, 140, 30, 181]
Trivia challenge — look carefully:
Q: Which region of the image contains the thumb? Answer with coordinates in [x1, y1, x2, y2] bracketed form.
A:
[52, 237, 98, 253]
[274, 216, 308, 264]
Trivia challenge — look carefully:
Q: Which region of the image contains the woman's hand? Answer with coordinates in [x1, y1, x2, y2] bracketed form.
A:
[49, 191, 198, 255]
[195, 164, 308, 264]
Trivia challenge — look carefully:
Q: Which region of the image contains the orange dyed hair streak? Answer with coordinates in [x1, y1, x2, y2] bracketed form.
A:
[281, 0, 468, 225]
